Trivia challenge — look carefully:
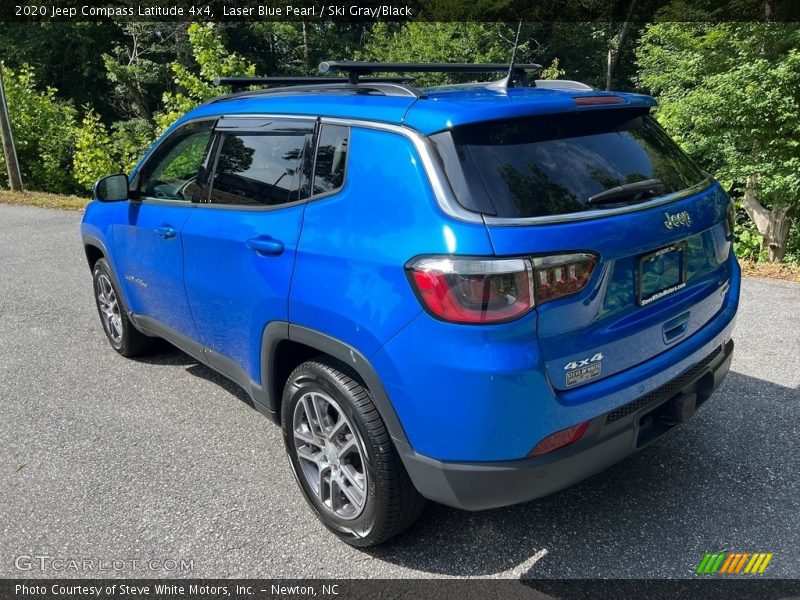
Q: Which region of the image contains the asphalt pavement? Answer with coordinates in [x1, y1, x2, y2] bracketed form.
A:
[1, 203, 798, 579]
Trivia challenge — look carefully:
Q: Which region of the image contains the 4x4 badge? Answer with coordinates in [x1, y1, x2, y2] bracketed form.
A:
[664, 211, 692, 229]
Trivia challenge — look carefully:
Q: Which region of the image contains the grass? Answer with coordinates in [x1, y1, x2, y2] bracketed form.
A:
[0, 189, 87, 210]
[2, 189, 799, 283]
[738, 259, 800, 283]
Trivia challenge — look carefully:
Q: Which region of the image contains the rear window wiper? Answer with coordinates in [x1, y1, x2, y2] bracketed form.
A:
[586, 178, 664, 206]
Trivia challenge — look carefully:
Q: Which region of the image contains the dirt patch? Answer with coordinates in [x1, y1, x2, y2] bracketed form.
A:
[739, 259, 800, 283]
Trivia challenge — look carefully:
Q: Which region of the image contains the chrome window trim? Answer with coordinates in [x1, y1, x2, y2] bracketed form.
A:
[157, 114, 714, 227]
[482, 177, 716, 226]
[319, 117, 484, 224]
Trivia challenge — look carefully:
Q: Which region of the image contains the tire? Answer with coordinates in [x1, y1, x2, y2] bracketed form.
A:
[282, 359, 425, 547]
[92, 258, 154, 357]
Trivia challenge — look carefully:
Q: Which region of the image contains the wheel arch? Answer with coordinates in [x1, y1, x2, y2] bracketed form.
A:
[82, 235, 134, 319]
[84, 242, 105, 271]
[261, 323, 410, 446]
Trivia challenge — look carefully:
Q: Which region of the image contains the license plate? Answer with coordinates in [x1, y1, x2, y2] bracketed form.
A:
[637, 242, 687, 306]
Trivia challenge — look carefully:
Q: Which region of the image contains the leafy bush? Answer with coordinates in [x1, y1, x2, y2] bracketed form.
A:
[0, 64, 79, 193]
[734, 221, 765, 262]
[74, 111, 157, 191]
[73, 110, 116, 190]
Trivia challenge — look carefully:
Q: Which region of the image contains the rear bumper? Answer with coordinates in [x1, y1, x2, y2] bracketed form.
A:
[398, 339, 733, 511]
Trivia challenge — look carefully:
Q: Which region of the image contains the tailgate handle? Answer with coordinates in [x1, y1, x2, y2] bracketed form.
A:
[663, 312, 690, 344]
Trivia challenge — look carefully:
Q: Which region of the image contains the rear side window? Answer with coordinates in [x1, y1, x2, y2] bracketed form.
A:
[208, 124, 313, 207]
[431, 110, 706, 218]
[312, 124, 349, 195]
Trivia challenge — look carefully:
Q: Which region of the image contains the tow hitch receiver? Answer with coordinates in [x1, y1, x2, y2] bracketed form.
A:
[669, 392, 697, 424]
[636, 391, 699, 448]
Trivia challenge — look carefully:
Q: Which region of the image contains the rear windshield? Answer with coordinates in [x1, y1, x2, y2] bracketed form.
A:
[430, 109, 707, 218]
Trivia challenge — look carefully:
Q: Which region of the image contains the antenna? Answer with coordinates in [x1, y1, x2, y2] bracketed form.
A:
[507, 21, 523, 83]
[489, 21, 526, 91]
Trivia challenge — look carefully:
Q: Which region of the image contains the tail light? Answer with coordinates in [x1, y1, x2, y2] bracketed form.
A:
[406, 257, 534, 324]
[532, 253, 596, 303]
[406, 252, 597, 324]
[573, 95, 626, 106]
[528, 420, 590, 457]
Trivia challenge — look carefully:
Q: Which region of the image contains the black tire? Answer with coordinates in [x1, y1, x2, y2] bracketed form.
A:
[91, 258, 154, 357]
[282, 359, 425, 547]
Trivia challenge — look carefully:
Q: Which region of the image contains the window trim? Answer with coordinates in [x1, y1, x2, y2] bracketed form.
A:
[130, 118, 218, 205]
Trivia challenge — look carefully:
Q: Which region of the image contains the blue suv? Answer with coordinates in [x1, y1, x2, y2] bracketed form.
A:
[82, 62, 739, 546]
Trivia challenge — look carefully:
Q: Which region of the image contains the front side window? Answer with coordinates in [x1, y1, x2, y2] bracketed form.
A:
[138, 121, 214, 202]
[312, 125, 349, 195]
[208, 124, 313, 207]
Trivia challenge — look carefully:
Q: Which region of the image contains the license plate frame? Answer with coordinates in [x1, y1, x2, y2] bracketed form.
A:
[637, 242, 687, 307]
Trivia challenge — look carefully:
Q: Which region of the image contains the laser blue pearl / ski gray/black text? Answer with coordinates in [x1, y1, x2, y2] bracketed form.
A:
[81, 68, 739, 547]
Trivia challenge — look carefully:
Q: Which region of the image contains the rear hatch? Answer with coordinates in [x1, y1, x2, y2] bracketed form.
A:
[430, 106, 734, 396]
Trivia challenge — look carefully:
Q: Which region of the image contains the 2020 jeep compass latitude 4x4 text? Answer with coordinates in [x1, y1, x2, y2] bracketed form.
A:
[82, 62, 739, 546]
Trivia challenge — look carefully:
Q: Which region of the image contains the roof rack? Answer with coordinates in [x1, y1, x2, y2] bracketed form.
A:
[318, 61, 543, 85]
[215, 76, 413, 91]
[210, 61, 554, 105]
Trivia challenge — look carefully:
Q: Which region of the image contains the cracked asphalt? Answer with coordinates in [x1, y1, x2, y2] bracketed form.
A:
[1, 204, 798, 579]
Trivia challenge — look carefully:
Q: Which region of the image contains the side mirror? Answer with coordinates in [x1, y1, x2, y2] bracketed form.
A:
[93, 173, 129, 202]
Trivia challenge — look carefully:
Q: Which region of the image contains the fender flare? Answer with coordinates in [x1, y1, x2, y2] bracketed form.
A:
[82, 235, 134, 320]
[261, 323, 410, 446]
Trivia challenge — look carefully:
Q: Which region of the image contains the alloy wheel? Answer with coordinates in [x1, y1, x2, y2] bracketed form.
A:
[292, 391, 368, 520]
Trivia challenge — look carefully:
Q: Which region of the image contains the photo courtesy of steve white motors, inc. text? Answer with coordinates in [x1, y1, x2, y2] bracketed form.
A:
[14, 583, 341, 597]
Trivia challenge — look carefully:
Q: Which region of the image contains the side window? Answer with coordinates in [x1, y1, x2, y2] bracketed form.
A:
[312, 125, 349, 195]
[208, 124, 313, 207]
[138, 121, 214, 202]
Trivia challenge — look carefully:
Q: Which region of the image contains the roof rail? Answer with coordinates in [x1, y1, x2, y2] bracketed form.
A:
[318, 61, 543, 85]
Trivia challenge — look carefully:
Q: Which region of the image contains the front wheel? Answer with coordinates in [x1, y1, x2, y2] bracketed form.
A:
[281, 359, 425, 547]
[92, 258, 154, 357]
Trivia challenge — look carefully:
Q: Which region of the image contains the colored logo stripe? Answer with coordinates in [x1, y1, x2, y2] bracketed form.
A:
[697, 552, 774, 575]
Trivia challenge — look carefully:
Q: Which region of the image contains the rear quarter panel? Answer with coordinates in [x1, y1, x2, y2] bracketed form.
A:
[289, 126, 494, 357]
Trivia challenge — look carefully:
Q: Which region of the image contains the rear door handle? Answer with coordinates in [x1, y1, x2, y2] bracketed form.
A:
[246, 236, 285, 256]
[154, 225, 176, 239]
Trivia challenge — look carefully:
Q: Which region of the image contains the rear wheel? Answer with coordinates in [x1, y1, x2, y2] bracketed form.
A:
[92, 258, 154, 357]
[282, 359, 425, 546]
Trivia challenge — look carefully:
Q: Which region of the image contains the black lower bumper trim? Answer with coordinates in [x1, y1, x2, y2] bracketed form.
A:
[398, 339, 734, 511]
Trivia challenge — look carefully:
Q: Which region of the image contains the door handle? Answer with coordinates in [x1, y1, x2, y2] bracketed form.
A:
[246, 236, 285, 256]
[154, 225, 176, 239]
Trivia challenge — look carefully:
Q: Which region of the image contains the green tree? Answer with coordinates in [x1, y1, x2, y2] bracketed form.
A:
[0, 23, 119, 122]
[0, 64, 78, 193]
[158, 23, 256, 131]
[102, 23, 188, 121]
[362, 22, 514, 86]
[637, 22, 800, 262]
